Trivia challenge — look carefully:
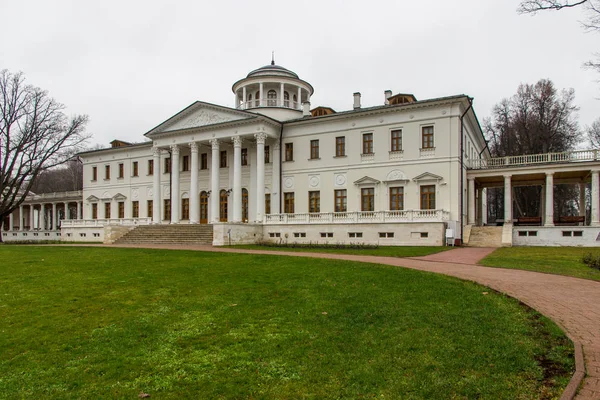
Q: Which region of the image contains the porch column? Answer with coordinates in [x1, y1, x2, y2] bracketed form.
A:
[467, 178, 476, 225]
[232, 136, 242, 223]
[259, 82, 263, 107]
[64, 202, 69, 220]
[477, 188, 483, 226]
[591, 170, 600, 226]
[297, 87, 302, 109]
[189, 142, 199, 224]
[77, 201, 82, 220]
[9, 212, 14, 231]
[210, 139, 220, 223]
[255, 132, 267, 222]
[29, 205, 34, 231]
[579, 183, 586, 218]
[272, 140, 281, 213]
[40, 204, 45, 230]
[152, 147, 161, 223]
[171, 145, 180, 224]
[280, 83, 285, 107]
[19, 205, 24, 231]
[242, 87, 246, 109]
[504, 174, 512, 223]
[544, 172, 554, 226]
[52, 203, 57, 230]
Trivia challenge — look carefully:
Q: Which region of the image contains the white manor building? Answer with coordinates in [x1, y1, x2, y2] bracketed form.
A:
[4, 61, 600, 247]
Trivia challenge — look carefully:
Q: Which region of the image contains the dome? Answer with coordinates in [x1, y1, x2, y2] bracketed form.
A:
[246, 61, 299, 79]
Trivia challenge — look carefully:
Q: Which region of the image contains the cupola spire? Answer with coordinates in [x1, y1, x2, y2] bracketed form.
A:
[271, 51, 275, 65]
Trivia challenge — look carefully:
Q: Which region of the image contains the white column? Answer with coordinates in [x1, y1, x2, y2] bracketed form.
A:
[255, 132, 267, 222]
[242, 86, 247, 109]
[579, 183, 586, 217]
[29, 205, 34, 231]
[9, 212, 14, 231]
[504, 175, 512, 223]
[467, 178, 476, 225]
[591, 170, 599, 226]
[259, 82, 263, 107]
[171, 144, 180, 224]
[272, 140, 281, 214]
[280, 83, 285, 107]
[52, 203, 57, 230]
[297, 87, 302, 109]
[152, 147, 161, 223]
[210, 139, 220, 223]
[64, 202, 69, 220]
[544, 172, 554, 226]
[77, 201, 82, 220]
[19, 205, 24, 231]
[482, 188, 488, 225]
[190, 142, 199, 224]
[232, 136, 243, 223]
[476, 188, 483, 226]
[40, 204, 45, 230]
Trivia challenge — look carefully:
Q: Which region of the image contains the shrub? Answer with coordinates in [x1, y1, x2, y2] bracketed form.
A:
[582, 253, 600, 270]
[255, 239, 379, 250]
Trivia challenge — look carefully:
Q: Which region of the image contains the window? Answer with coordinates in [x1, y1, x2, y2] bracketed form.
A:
[241, 148, 248, 166]
[420, 185, 436, 210]
[105, 165, 110, 180]
[391, 129, 402, 151]
[349, 232, 363, 238]
[362, 133, 373, 154]
[310, 140, 319, 159]
[320, 232, 333, 238]
[147, 200, 153, 218]
[284, 192, 295, 214]
[285, 143, 294, 161]
[220, 151, 227, 168]
[334, 189, 347, 212]
[336, 137, 345, 157]
[182, 198, 189, 220]
[361, 188, 375, 211]
[284, 91, 290, 107]
[148, 160, 154, 176]
[379, 232, 395, 238]
[92, 203, 98, 219]
[420, 232, 429, 238]
[200, 192, 208, 223]
[294, 232, 307, 238]
[269, 232, 281, 238]
[164, 199, 171, 220]
[264, 146, 270, 163]
[201, 153, 208, 170]
[104, 203, 111, 219]
[132, 161, 139, 177]
[389, 187, 404, 210]
[219, 190, 228, 222]
[118, 202, 124, 218]
[422, 126, 434, 149]
[92, 166, 97, 181]
[182, 155, 190, 172]
[267, 89, 277, 106]
[118, 163, 124, 179]
[164, 158, 171, 174]
[265, 193, 271, 215]
[132, 201, 139, 218]
[309, 191, 320, 213]
[242, 189, 248, 222]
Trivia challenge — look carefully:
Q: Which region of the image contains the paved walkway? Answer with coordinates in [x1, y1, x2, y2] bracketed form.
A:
[111, 244, 600, 399]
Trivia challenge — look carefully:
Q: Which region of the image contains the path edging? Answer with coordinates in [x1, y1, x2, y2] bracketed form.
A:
[560, 341, 586, 400]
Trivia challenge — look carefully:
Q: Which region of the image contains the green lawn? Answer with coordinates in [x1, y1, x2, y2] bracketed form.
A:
[0, 246, 573, 399]
[227, 244, 448, 257]
[480, 247, 600, 282]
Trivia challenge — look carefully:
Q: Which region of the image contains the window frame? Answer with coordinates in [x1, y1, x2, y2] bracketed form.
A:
[389, 187, 404, 211]
[308, 191, 320, 213]
[362, 133, 374, 155]
[391, 129, 402, 152]
[200, 153, 208, 170]
[132, 201, 139, 218]
[420, 185, 436, 210]
[164, 158, 171, 174]
[285, 143, 294, 161]
[284, 192, 295, 214]
[310, 139, 320, 160]
[335, 136, 346, 157]
[118, 163, 124, 179]
[132, 161, 139, 177]
[164, 199, 171, 220]
[181, 198, 190, 220]
[182, 155, 190, 172]
[422, 126, 434, 149]
[148, 160, 154, 176]
[147, 200, 153, 218]
[241, 148, 248, 166]
[104, 202, 111, 219]
[105, 165, 110, 180]
[220, 151, 227, 168]
[92, 166, 97, 181]
[334, 189, 347, 212]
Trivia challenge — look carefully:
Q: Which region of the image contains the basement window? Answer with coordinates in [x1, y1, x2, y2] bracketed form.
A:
[67, 233, 72, 237]
[562, 231, 582, 237]
[518, 231, 538, 237]
[574, 231, 583, 237]
[420, 232, 429, 238]
[269, 232, 281, 238]
[320, 232, 333, 238]
[93, 233, 100, 237]
[379, 232, 394, 238]
[80, 233, 86, 237]
[348, 232, 363, 238]
[294, 232, 306, 238]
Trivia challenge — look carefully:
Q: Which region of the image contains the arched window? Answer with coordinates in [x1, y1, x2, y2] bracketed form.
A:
[200, 191, 208, 224]
[242, 188, 249, 222]
[267, 90, 277, 106]
[284, 91, 290, 108]
[220, 190, 228, 222]
[255, 91, 260, 107]
[293, 94, 298, 109]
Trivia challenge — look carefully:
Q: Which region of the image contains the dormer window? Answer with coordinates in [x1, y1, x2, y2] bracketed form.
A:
[267, 90, 277, 106]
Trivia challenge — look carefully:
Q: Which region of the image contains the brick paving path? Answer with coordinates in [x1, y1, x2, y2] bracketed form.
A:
[111, 244, 600, 399]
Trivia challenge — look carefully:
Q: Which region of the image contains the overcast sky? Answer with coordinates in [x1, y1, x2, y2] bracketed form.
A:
[1, 0, 598, 147]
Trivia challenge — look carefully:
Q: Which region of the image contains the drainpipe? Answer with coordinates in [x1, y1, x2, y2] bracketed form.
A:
[459, 97, 473, 244]
[279, 124, 284, 214]
[167, 149, 172, 223]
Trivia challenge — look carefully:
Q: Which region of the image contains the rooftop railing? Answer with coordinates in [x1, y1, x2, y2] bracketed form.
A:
[61, 217, 152, 227]
[470, 149, 600, 170]
[264, 210, 449, 225]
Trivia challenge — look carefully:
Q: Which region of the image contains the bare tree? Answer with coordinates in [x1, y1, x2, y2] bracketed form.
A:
[0, 70, 89, 241]
[587, 117, 600, 147]
[519, 0, 600, 73]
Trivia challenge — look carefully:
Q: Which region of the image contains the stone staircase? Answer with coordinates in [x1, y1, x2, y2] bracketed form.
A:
[114, 224, 214, 245]
[465, 226, 503, 247]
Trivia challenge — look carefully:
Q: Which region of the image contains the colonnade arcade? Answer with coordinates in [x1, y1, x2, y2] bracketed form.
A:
[151, 132, 280, 225]
[3, 199, 83, 232]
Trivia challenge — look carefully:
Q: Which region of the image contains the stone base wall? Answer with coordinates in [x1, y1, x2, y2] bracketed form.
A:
[212, 223, 264, 246]
[1, 230, 62, 242]
[513, 226, 600, 246]
[103, 225, 137, 244]
[61, 227, 104, 242]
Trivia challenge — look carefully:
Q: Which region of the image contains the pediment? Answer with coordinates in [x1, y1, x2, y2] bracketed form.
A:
[412, 172, 443, 182]
[86, 195, 99, 201]
[354, 176, 381, 186]
[384, 169, 409, 184]
[112, 193, 127, 200]
[146, 102, 254, 135]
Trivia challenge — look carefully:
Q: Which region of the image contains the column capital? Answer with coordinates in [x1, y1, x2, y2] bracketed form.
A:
[152, 146, 161, 157]
[189, 142, 198, 153]
[254, 132, 268, 144]
[209, 138, 220, 150]
[592, 169, 600, 176]
[232, 136, 243, 148]
[170, 144, 180, 155]
[503, 174, 512, 179]
[545, 171, 555, 176]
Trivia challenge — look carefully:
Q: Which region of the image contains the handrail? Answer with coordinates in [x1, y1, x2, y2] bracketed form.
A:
[470, 149, 600, 170]
[264, 210, 449, 224]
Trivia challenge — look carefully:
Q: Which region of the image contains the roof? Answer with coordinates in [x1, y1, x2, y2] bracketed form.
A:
[246, 61, 299, 79]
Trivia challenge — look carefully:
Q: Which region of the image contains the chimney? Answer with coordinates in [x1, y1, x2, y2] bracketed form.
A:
[302, 101, 311, 117]
[353, 92, 361, 109]
[384, 90, 392, 105]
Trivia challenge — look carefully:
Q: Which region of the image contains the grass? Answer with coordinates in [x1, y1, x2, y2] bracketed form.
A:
[480, 247, 600, 282]
[0, 246, 573, 399]
[227, 244, 449, 257]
